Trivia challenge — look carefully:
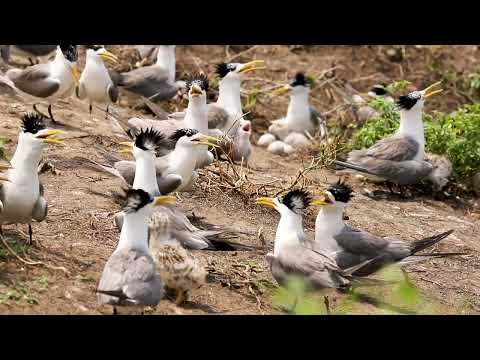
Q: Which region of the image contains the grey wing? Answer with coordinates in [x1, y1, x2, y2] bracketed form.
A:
[6, 64, 60, 98]
[14, 45, 57, 57]
[114, 160, 137, 185]
[32, 182, 47, 222]
[121, 66, 176, 101]
[207, 104, 230, 130]
[122, 252, 163, 306]
[364, 135, 419, 162]
[97, 252, 128, 305]
[274, 245, 349, 289]
[309, 107, 322, 128]
[107, 83, 119, 103]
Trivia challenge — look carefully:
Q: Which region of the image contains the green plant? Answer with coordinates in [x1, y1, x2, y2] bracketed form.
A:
[0, 236, 31, 260]
[349, 96, 480, 183]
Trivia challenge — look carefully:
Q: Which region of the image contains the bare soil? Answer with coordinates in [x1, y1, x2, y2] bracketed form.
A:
[0, 45, 479, 315]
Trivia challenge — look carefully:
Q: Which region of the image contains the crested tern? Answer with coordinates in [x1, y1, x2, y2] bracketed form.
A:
[97, 188, 173, 314]
[0, 113, 65, 245]
[256, 190, 379, 289]
[335, 82, 444, 193]
[6, 45, 80, 123]
[76, 47, 119, 116]
[113, 45, 180, 102]
[148, 211, 207, 305]
[258, 72, 326, 150]
[311, 180, 456, 276]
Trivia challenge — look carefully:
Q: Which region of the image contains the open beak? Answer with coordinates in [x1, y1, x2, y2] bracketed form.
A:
[237, 60, 266, 74]
[70, 65, 80, 85]
[118, 141, 134, 154]
[36, 129, 65, 145]
[153, 195, 177, 206]
[98, 50, 119, 64]
[192, 134, 220, 148]
[271, 84, 291, 96]
[255, 197, 277, 209]
[422, 81, 443, 99]
[189, 84, 202, 98]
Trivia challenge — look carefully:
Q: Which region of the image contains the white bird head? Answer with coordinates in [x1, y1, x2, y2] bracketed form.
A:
[58, 45, 80, 84]
[186, 73, 209, 103]
[396, 81, 443, 112]
[19, 113, 65, 151]
[86, 47, 118, 64]
[311, 180, 354, 210]
[256, 189, 312, 217]
[215, 60, 266, 82]
[271, 72, 311, 98]
[121, 188, 176, 217]
[170, 128, 219, 149]
[119, 128, 169, 158]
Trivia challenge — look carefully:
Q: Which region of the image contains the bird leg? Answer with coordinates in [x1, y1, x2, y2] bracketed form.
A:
[89, 103, 92, 115]
[324, 296, 331, 315]
[175, 290, 188, 306]
[47, 105, 57, 123]
[113, 307, 118, 315]
[28, 58, 36, 66]
[105, 105, 109, 120]
[33, 104, 50, 119]
[386, 181, 396, 195]
[26, 224, 41, 248]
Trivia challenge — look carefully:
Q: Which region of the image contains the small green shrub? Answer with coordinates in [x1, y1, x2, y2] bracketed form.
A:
[349, 97, 480, 182]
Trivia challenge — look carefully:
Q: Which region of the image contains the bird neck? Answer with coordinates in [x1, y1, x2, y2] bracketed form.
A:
[273, 211, 305, 256]
[399, 108, 425, 159]
[156, 46, 176, 84]
[185, 99, 208, 134]
[170, 145, 197, 171]
[286, 91, 311, 129]
[117, 211, 150, 253]
[315, 204, 346, 243]
[9, 134, 42, 182]
[217, 77, 242, 117]
[133, 152, 159, 194]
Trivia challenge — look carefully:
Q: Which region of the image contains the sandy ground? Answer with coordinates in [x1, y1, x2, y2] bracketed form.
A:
[0, 45, 479, 315]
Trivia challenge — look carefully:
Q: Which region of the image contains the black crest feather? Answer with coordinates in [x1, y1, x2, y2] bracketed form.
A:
[215, 63, 236, 78]
[59, 45, 78, 62]
[21, 112, 47, 134]
[120, 188, 153, 214]
[396, 91, 421, 110]
[169, 128, 199, 142]
[328, 180, 354, 203]
[134, 127, 168, 152]
[290, 72, 309, 87]
[281, 189, 312, 214]
[371, 84, 388, 96]
[186, 73, 209, 93]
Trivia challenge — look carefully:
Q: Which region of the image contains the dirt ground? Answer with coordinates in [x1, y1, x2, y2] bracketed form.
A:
[0, 45, 479, 315]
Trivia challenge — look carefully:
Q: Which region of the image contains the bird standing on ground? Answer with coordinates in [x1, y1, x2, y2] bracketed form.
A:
[0, 113, 65, 245]
[97, 189, 174, 314]
[148, 212, 206, 305]
[335, 82, 443, 195]
[76, 47, 119, 116]
[255, 190, 378, 289]
[112, 45, 182, 102]
[311, 180, 456, 276]
[6, 45, 80, 123]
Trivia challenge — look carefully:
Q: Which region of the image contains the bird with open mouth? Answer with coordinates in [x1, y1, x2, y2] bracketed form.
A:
[5, 45, 79, 124]
[334, 81, 443, 196]
[0, 113, 65, 245]
[76, 46, 119, 117]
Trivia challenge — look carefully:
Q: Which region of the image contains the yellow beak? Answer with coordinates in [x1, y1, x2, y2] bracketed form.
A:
[153, 195, 177, 206]
[271, 84, 291, 96]
[70, 65, 80, 85]
[118, 141, 134, 154]
[192, 134, 220, 148]
[310, 191, 332, 207]
[423, 81, 443, 99]
[99, 50, 119, 63]
[190, 84, 202, 98]
[36, 129, 66, 145]
[255, 197, 277, 209]
[238, 60, 266, 74]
